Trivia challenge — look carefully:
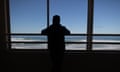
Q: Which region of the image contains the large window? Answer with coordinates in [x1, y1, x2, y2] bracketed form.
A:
[1, 0, 120, 51]
[9, 0, 88, 50]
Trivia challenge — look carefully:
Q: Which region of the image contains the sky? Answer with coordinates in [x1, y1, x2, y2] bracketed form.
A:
[10, 0, 120, 34]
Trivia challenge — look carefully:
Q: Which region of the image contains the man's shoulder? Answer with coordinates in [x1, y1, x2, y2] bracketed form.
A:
[41, 25, 70, 35]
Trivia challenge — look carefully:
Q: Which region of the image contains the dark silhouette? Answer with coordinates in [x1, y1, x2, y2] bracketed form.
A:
[41, 15, 70, 72]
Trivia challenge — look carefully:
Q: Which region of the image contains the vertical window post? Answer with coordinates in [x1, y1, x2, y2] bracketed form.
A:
[0, 0, 11, 51]
[87, 0, 94, 51]
[6, 0, 11, 50]
[47, 0, 50, 27]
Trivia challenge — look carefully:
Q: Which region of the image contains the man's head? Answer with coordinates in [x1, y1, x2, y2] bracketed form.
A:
[53, 15, 60, 25]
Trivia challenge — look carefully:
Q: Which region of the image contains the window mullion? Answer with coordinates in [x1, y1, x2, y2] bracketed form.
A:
[0, 0, 11, 51]
[86, 0, 94, 51]
[47, 0, 50, 27]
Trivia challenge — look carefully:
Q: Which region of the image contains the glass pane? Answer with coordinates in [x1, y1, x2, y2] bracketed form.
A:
[11, 35, 47, 49]
[93, 36, 120, 42]
[50, 0, 87, 33]
[10, 0, 47, 33]
[12, 43, 47, 49]
[93, 36, 120, 50]
[93, 44, 120, 50]
[94, 0, 120, 34]
[66, 44, 86, 50]
[65, 36, 86, 50]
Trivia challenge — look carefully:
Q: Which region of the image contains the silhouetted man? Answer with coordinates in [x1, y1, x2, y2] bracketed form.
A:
[41, 15, 70, 72]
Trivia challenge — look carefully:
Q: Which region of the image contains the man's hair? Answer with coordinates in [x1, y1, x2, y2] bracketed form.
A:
[53, 15, 60, 25]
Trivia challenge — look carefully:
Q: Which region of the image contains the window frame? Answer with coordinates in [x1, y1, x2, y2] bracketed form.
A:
[1, 0, 120, 53]
[0, 0, 11, 51]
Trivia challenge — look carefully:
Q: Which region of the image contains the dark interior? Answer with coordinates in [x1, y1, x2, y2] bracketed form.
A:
[1, 50, 120, 72]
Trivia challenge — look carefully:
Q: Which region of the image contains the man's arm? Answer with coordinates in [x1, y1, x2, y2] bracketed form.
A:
[41, 28, 48, 35]
[62, 27, 70, 35]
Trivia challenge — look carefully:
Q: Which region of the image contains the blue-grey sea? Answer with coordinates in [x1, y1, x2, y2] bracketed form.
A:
[11, 36, 120, 50]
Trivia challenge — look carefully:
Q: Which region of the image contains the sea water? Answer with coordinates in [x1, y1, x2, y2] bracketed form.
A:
[11, 35, 120, 50]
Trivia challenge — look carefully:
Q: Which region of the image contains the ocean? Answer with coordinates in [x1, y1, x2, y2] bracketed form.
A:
[11, 35, 120, 50]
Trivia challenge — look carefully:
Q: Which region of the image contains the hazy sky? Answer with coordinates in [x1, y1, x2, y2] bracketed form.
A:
[10, 0, 120, 34]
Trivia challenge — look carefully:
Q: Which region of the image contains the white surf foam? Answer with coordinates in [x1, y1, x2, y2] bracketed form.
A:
[11, 38, 46, 42]
[93, 40, 120, 42]
[11, 38, 120, 50]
